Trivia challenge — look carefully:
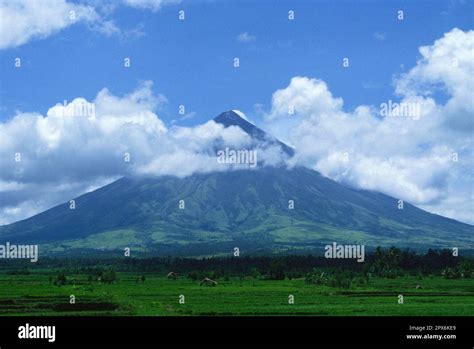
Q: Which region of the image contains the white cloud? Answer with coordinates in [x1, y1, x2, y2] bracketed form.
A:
[237, 32, 256, 43]
[264, 28, 474, 224]
[0, 177, 116, 225]
[123, 0, 181, 12]
[0, 0, 185, 50]
[0, 81, 275, 224]
[267, 77, 343, 121]
[373, 32, 386, 41]
[395, 28, 474, 132]
[1, 27, 471, 227]
[0, 0, 120, 49]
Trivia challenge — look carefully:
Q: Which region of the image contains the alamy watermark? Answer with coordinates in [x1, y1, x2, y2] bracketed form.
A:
[18, 323, 55, 342]
[217, 147, 257, 168]
[0, 242, 38, 262]
[324, 242, 365, 262]
[380, 99, 420, 120]
[54, 99, 95, 119]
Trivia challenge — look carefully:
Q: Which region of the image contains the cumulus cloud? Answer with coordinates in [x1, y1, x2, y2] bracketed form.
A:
[1, 27, 472, 226]
[0, 0, 120, 49]
[395, 28, 474, 132]
[0, 81, 288, 224]
[264, 28, 473, 223]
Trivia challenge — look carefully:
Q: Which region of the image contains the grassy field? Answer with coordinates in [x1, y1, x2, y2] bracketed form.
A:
[0, 270, 473, 316]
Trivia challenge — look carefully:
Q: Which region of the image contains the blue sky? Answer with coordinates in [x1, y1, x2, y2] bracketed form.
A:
[0, 0, 473, 226]
[0, 0, 472, 125]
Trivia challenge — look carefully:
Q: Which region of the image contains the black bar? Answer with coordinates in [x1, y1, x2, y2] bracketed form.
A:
[0, 316, 472, 347]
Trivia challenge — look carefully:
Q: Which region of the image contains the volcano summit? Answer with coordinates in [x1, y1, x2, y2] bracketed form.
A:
[0, 111, 472, 256]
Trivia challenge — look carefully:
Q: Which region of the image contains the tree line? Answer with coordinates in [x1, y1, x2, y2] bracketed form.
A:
[2, 247, 472, 282]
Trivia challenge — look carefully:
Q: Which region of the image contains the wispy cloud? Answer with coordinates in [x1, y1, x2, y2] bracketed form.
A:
[237, 32, 256, 43]
[373, 31, 386, 41]
[0, 0, 181, 50]
[123, 0, 181, 12]
[0, 0, 93, 49]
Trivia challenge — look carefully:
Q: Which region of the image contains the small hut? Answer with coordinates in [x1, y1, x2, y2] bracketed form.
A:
[199, 277, 217, 287]
[166, 272, 178, 280]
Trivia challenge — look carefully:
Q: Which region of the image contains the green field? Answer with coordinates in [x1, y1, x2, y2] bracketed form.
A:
[0, 271, 473, 316]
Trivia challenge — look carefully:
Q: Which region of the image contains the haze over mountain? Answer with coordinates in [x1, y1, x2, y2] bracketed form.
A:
[0, 111, 472, 256]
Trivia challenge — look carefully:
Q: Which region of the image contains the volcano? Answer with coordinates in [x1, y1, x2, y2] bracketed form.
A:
[0, 111, 472, 256]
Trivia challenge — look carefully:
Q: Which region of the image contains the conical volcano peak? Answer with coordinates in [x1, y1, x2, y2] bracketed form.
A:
[213, 110, 254, 129]
[213, 110, 295, 157]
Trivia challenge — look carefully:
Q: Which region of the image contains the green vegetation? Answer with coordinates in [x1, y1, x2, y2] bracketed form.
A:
[0, 272, 473, 316]
[1, 167, 473, 256]
[0, 248, 472, 316]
